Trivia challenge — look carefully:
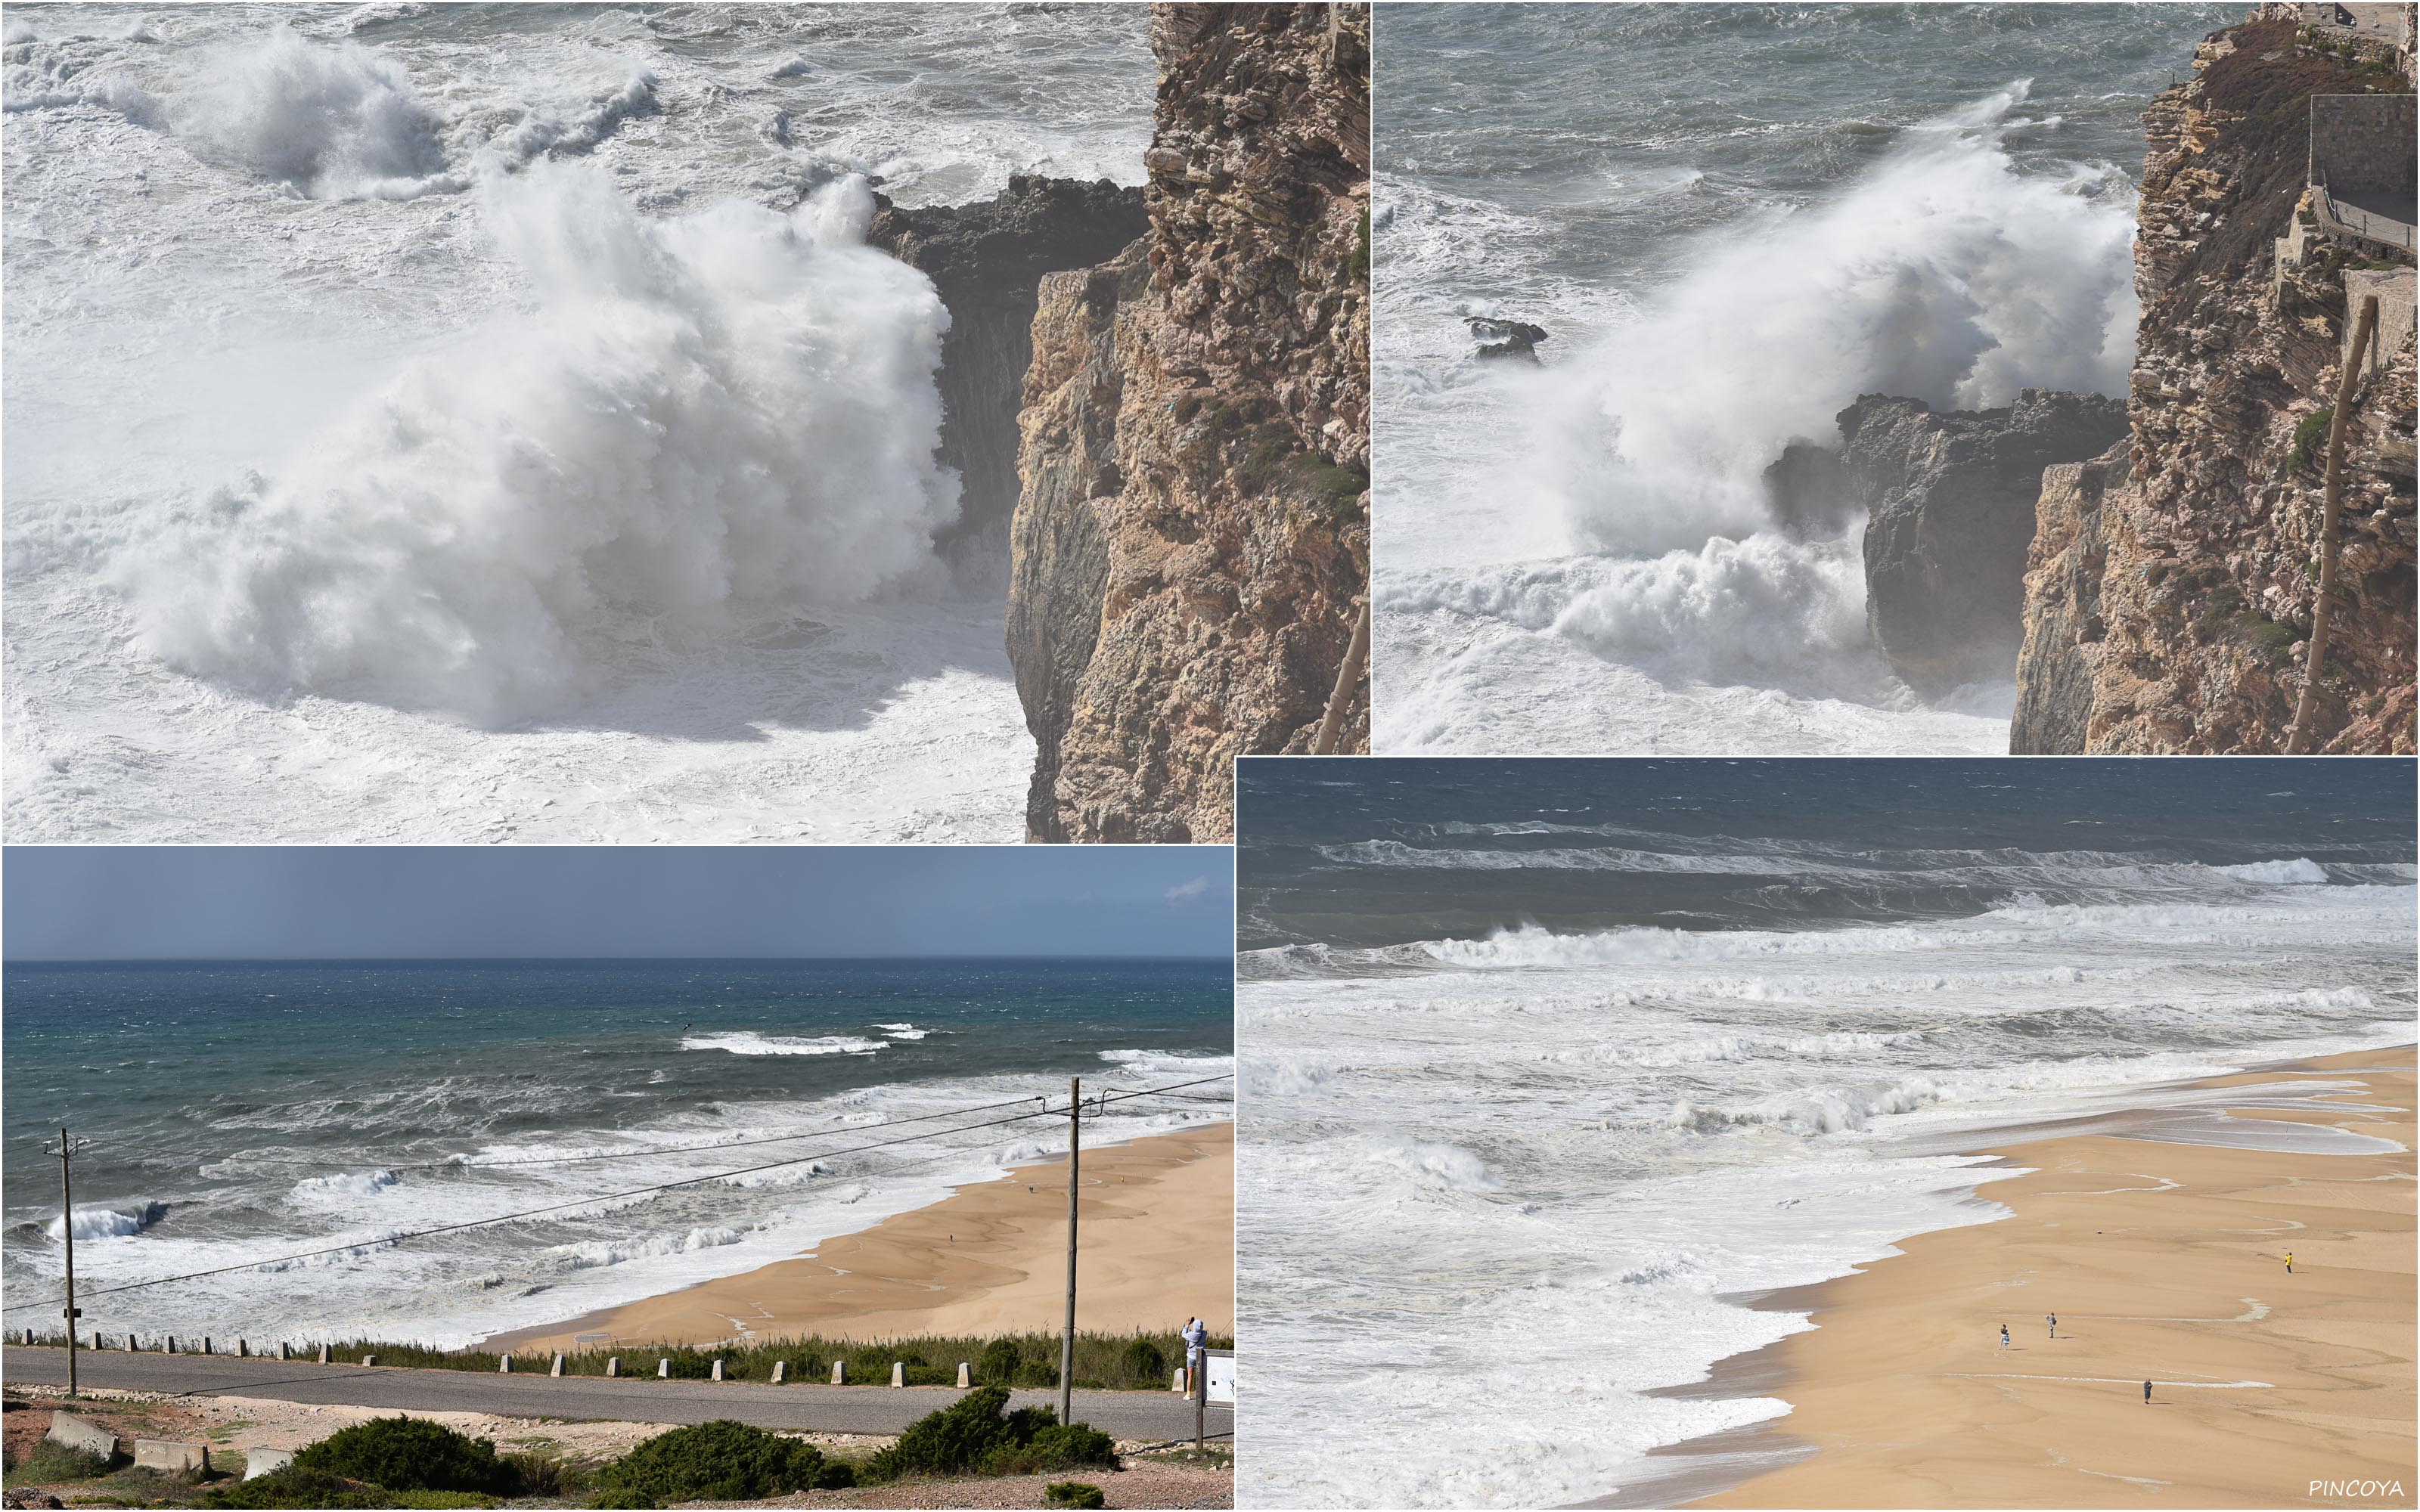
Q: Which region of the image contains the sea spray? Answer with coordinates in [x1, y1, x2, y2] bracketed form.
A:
[172, 26, 452, 198]
[1540, 82, 2136, 560]
[119, 166, 958, 725]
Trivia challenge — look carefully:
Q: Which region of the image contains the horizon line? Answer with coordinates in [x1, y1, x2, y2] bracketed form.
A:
[3, 952, 1234, 966]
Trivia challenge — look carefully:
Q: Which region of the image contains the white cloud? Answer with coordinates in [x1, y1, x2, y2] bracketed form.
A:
[1164, 876, 1212, 904]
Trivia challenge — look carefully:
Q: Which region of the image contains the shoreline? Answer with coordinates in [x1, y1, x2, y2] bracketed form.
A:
[482, 1123, 1233, 1356]
[1624, 1046, 2416, 1508]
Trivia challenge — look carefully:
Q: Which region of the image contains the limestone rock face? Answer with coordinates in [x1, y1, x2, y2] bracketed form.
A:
[1008, 2, 1370, 842]
[868, 177, 1147, 562]
[2009, 18, 2417, 753]
[1847, 390, 2129, 697]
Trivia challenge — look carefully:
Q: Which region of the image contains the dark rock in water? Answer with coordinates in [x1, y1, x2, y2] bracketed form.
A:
[1762, 438, 1857, 540]
[1467, 315, 1548, 363]
[1844, 388, 2130, 698]
[867, 176, 1147, 565]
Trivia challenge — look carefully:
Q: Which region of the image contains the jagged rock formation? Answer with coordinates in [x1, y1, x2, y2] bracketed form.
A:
[867, 178, 1147, 562]
[1468, 316, 1548, 363]
[1008, 3, 1370, 841]
[2010, 17, 2418, 753]
[1768, 391, 2123, 696]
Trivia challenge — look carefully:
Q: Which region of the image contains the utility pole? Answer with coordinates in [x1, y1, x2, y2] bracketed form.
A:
[43, 1128, 88, 1397]
[1060, 1076, 1080, 1428]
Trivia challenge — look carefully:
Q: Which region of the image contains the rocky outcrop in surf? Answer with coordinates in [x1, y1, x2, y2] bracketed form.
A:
[1007, 3, 1371, 842]
[868, 177, 1147, 563]
[1843, 390, 2130, 697]
[2009, 16, 2417, 753]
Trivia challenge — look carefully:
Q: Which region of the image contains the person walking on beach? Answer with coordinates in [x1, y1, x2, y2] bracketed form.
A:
[2000, 1325, 2010, 1351]
[2285, 1250, 2294, 1274]
[2143, 1379, 2153, 1405]
[2046, 1313, 2057, 1339]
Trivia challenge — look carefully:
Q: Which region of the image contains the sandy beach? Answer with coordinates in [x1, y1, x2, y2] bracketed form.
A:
[1677, 1048, 2416, 1507]
[486, 1123, 1233, 1355]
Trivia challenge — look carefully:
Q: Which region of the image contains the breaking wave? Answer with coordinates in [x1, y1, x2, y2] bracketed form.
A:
[680, 1032, 889, 1058]
[120, 167, 957, 725]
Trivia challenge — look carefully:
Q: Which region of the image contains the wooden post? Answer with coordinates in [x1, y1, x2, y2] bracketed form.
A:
[1314, 600, 1373, 755]
[2288, 293, 2380, 754]
[1060, 1076, 1080, 1429]
[1193, 1348, 1206, 1450]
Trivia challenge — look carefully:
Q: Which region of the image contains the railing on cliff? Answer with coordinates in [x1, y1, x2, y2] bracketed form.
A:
[2315, 169, 2418, 253]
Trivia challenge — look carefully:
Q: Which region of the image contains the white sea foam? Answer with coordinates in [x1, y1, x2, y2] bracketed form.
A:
[117, 168, 956, 727]
[172, 28, 455, 199]
[1376, 85, 2139, 755]
[46, 1203, 168, 1242]
[681, 1032, 887, 1058]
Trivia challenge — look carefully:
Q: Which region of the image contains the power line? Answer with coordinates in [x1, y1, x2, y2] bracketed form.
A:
[5, 1073, 1235, 1317]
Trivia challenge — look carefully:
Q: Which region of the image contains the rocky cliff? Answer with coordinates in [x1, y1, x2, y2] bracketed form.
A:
[1007, 3, 1370, 841]
[2009, 17, 2417, 753]
[867, 178, 1147, 565]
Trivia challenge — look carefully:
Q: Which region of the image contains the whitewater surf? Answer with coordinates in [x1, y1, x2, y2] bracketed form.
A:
[2, 5, 1153, 841]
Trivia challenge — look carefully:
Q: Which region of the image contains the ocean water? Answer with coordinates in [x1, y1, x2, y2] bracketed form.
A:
[1234, 759, 2417, 1508]
[2, 4, 1153, 841]
[1, 957, 1230, 1349]
[1372, 4, 2237, 756]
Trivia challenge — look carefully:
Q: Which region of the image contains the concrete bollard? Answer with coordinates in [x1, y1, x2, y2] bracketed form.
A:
[1172, 1367, 1188, 1393]
[125, 1334, 137, 1352]
[551, 1354, 566, 1378]
[957, 1362, 971, 1388]
[163, 1336, 178, 1354]
[280, 1343, 293, 1361]
[243, 1448, 296, 1481]
[658, 1358, 672, 1379]
[498, 1355, 513, 1374]
[202, 1338, 213, 1356]
[238, 1340, 250, 1359]
[607, 1357, 621, 1378]
[890, 1361, 904, 1387]
[47, 1412, 119, 1461]
[133, 1439, 209, 1475]
[317, 1344, 330, 1365]
[361, 1355, 377, 1368]
[770, 1361, 786, 1383]
[831, 1359, 845, 1384]
[710, 1359, 724, 1382]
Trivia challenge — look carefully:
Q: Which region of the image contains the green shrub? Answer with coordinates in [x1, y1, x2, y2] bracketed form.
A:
[3, 1439, 116, 1485]
[2290, 407, 2334, 472]
[987, 1422, 1119, 1476]
[1047, 1482, 1107, 1510]
[861, 1386, 1118, 1483]
[977, 1338, 1022, 1386]
[294, 1417, 513, 1496]
[200, 1467, 395, 1509]
[1121, 1337, 1167, 1382]
[594, 1420, 851, 1505]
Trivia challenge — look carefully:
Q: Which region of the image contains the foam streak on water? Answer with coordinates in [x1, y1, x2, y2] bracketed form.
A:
[1236, 761, 2415, 1507]
[1371, 5, 2236, 755]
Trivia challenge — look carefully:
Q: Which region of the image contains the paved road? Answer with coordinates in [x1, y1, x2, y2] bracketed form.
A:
[0, 1347, 1230, 1442]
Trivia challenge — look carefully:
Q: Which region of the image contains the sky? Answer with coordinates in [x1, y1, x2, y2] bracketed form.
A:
[2, 847, 1233, 961]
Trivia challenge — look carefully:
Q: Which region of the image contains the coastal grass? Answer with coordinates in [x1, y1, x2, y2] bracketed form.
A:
[19, 1328, 1230, 1392]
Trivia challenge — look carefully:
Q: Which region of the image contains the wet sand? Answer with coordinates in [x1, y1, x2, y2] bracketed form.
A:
[1671, 1048, 2416, 1507]
[485, 1123, 1232, 1354]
